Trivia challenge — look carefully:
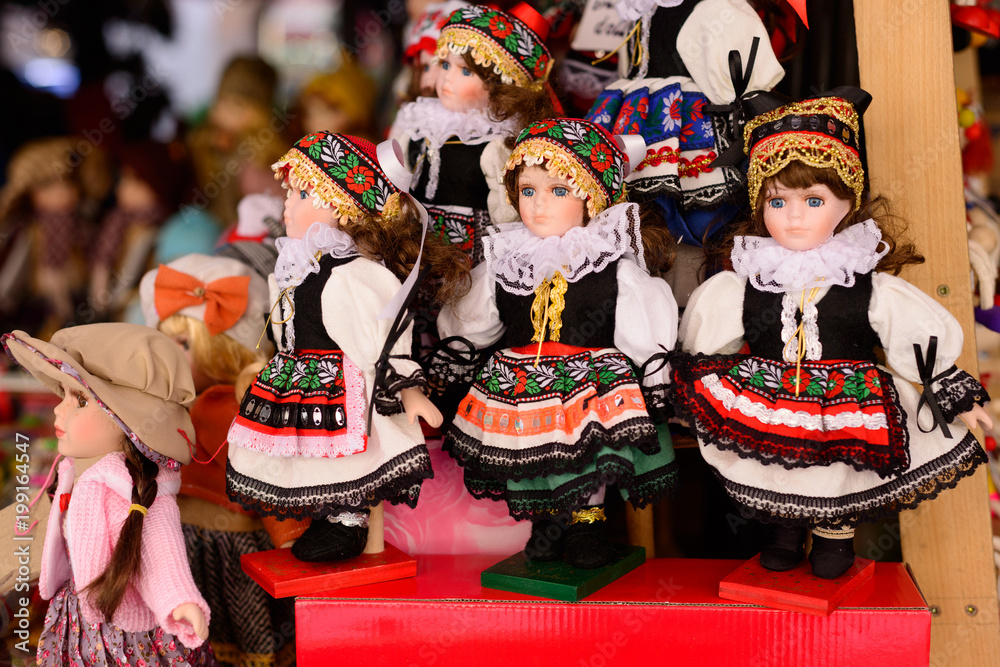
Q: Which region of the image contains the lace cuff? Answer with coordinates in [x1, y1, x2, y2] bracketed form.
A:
[373, 359, 428, 416]
[642, 383, 674, 424]
[932, 366, 988, 423]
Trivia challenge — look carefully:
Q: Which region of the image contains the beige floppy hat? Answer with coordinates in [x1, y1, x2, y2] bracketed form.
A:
[2, 323, 197, 468]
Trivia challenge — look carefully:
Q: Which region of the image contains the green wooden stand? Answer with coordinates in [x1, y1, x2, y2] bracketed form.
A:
[480, 544, 646, 601]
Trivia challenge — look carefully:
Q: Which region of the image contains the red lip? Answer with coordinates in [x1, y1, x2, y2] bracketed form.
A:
[54, 426, 65, 438]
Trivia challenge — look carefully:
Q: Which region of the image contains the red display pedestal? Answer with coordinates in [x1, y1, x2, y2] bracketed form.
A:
[240, 543, 416, 598]
[719, 555, 876, 615]
[295, 556, 930, 666]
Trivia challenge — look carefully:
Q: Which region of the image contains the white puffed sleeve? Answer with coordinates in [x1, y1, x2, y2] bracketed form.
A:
[480, 137, 518, 226]
[437, 262, 506, 348]
[614, 260, 678, 384]
[320, 257, 422, 383]
[678, 271, 747, 355]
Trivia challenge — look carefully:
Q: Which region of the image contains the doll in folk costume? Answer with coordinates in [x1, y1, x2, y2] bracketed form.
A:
[670, 89, 992, 579]
[225, 132, 469, 563]
[438, 118, 680, 569]
[397, 0, 469, 103]
[2, 324, 215, 665]
[139, 254, 299, 666]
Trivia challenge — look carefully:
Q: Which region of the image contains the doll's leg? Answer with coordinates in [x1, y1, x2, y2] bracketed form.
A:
[759, 524, 808, 572]
[564, 487, 613, 569]
[524, 510, 571, 561]
[291, 510, 369, 562]
[808, 526, 856, 579]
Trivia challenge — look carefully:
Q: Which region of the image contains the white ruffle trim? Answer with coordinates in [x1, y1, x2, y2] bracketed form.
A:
[393, 97, 518, 200]
[732, 219, 888, 293]
[702, 374, 888, 432]
[615, 0, 684, 22]
[779, 292, 822, 362]
[482, 202, 646, 295]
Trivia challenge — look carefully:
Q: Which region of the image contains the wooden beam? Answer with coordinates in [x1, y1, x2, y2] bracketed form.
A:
[853, 1, 1000, 663]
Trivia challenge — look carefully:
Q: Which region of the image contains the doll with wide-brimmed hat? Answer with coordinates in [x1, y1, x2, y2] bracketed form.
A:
[2, 323, 215, 665]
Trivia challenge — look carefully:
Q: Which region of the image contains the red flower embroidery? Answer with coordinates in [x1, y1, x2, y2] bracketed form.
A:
[590, 143, 613, 172]
[529, 119, 558, 135]
[533, 55, 550, 78]
[345, 165, 375, 193]
[781, 367, 810, 393]
[514, 368, 528, 393]
[299, 133, 324, 148]
[864, 371, 882, 396]
[489, 15, 513, 38]
[825, 370, 846, 396]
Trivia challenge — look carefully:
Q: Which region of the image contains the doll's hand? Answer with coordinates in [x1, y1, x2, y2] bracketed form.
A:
[959, 404, 994, 432]
[400, 386, 443, 428]
[172, 603, 208, 640]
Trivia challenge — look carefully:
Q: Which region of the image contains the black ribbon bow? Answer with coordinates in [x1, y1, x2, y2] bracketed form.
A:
[914, 336, 953, 439]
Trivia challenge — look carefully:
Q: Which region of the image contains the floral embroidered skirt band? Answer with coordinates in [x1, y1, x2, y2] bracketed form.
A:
[444, 344, 678, 519]
[671, 353, 988, 530]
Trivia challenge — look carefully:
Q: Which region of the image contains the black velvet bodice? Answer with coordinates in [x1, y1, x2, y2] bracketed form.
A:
[287, 254, 359, 351]
[408, 139, 490, 209]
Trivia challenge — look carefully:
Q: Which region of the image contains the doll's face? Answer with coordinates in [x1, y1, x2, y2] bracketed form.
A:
[211, 93, 268, 136]
[53, 382, 123, 460]
[437, 52, 489, 112]
[30, 179, 79, 214]
[518, 165, 586, 239]
[116, 170, 159, 211]
[283, 185, 339, 239]
[762, 181, 852, 251]
[303, 96, 352, 136]
[417, 51, 440, 97]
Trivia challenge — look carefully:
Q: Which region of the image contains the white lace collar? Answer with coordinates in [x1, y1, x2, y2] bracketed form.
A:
[391, 97, 516, 148]
[274, 222, 358, 290]
[483, 202, 646, 295]
[732, 219, 888, 293]
[616, 0, 683, 21]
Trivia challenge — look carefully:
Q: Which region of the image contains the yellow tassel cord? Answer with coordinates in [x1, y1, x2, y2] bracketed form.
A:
[591, 21, 642, 67]
[781, 286, 821, 397]
[530, 272, 568, 362]
[256, 253, 322, 349]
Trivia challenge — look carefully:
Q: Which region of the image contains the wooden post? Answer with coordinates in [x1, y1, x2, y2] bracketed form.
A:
[364, 502, 385, 554]
[625, 504, 656, 558]
[853, 1, 1000, 662]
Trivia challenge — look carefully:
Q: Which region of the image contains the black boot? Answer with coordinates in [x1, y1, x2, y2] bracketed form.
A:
[564, 505, 613, 569]
[524, 512, 569, 561]
[759, 525, 807, 572]
[291, 513, 369, 562]
[809, 534, 856, 579]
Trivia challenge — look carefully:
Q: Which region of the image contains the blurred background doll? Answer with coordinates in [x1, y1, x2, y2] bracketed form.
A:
[139, 253, 297, 667]
[294, 53, 379, 142]
[187, 55, 283, 226]
[670, 90, 991, 579]
[438, 119, 680, 569]
[89, 139, 182, 320]
[2, 324, 213, 665]
[225, 131, 469, 562]
[396, 0, 469, 104]
[0, 137, 110, 334]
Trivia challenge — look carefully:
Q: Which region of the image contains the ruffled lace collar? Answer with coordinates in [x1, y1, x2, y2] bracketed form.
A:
[391, 97, 516, 148]
[616, 0, 684, 21]
[484, 202, 646, 295]
[274, 222, 359, 290]
[732, 219, 888, 293]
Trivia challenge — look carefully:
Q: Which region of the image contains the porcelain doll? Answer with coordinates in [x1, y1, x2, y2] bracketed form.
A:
[139, 253, 300, 666]
[2, 324, 215, 665]
[438, 118, 680, 569]
[398, 0, 469, 102]
[225, 132, 469, 563]
[670, 91, 992, 579]
[296, 54, 378, 141]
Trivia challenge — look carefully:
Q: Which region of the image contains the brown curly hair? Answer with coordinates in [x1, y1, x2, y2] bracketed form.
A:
[461, 53, 559, 145]
[341, 196, 472, 305]
[503, 161, 677, 275]
[707, 161, 924, 275]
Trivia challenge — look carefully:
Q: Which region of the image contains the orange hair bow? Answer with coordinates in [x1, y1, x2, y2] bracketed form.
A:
[153, 264, 251, 335]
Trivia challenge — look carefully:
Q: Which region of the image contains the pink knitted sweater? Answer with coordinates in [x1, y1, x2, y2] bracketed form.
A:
[40, 453, 210, 649]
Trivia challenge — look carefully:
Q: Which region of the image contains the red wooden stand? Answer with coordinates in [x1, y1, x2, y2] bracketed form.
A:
[719, 555, 876, 615]
[296, 556, 931, 666]
[240, 543, 416, 598]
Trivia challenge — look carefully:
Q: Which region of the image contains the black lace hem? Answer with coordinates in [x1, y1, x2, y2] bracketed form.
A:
[373, 366, 428, 417]
[642, 382, 674, 424]
[670, 352, 911, 478]
[442, 416, 660, 482]
[225, 449, 434, 521]
[933, 366, 988, 424]
[715, 432, 986, 529]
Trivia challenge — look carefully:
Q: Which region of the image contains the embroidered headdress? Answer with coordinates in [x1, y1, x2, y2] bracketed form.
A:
[272, 132, 404, 223]
[744, 87, 872, 210]
[504, 118, 646, 218]
[436, 3, 553, 87]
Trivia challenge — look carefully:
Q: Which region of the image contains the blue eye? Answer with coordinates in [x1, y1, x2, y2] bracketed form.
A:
[521, 187, 535, 198]
[767, 198, 785, 209]
[422, 64, 430, 73]
[461, 67, 472, 76]
[806, 197, 823, 207]
[299, 190, 308, 200]
[441, 61, 450, 70]
[553, 187, 568, 197]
